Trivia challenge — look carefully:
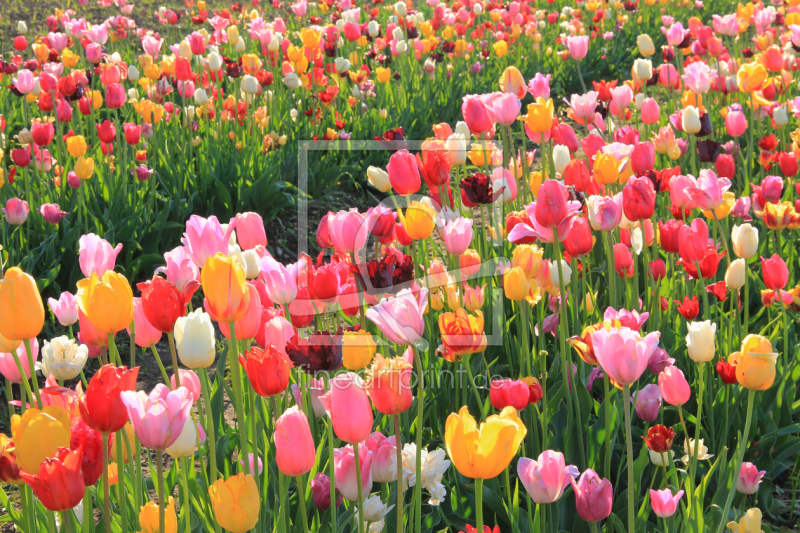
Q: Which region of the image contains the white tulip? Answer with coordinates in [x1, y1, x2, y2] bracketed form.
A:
[174, 310, 216, 369]
[41, 336, 89, 381]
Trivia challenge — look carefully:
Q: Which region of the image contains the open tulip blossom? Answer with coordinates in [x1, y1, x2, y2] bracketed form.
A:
[0, 2, 799, 533]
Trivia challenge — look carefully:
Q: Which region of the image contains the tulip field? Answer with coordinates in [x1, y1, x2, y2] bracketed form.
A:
[3, 0, 800, 532]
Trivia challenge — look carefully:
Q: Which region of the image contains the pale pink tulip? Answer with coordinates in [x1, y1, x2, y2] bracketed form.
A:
[120, 384, 193, 450]
[79, 233, 123, 278]
[591, 327, 660, 386]
[319, 372, 374, 444]
[518, 450, 579, 504]
[275, 406, 316, 476]
[48, 292, 79, 326]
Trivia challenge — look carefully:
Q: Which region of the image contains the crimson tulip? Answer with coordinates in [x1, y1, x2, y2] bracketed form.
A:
[715, 153, 735, 179]
[680, 246, 725, 280]
[20, 447, 84, 512]
[138, 275, 200, 333]
[614, 243, 634, 278]
[678, 219, 709, 265]
[779, 151, 798, 177]
[563, 216, 594, 257]
[716, 360, 738, 384]
[31, 122, 54, 146]
[69, 418, 109, 486]
[761, 254, 788, 290]
[79, 364, 139, 434]
[642, 425, 674, 454]
[97, 120, 116, 144]
[622, 176, 656, 221]
[658, 219, 684, 254]
[674, 296, 700, 320]
[240, 345, 291, 397]
[489, 379, 530, 411]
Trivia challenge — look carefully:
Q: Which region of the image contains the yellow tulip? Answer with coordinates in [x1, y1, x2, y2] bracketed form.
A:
[518, 98, 554, 134]
[209, 474, 260, 533]
[528, 171, 545, 196]
[0, 267, 45, 341]
[736, 63, 769, 93]
[10, 406, 71, 473]
[66, 135, 88, 158]
[61, 48, 79, 68]
[33, 43, 50, 62]
[403, 202, 436, 240]
[728, 334, 778, 390]
[241, 54, 262, 74]
[300, 28, 322, 49]
[376, 67, 392, 84]
[75, 156, 95, 180]
[492, 40, 508, 57]
[504, 267, 530, 301]
[201, 254, 250, 324]
[75, 271, 134, 335]
[139, 497, 178, 533]
[430, 289, 445, 311]
[592, 153, 620, 185]
[468, 143, 497, 167]
[226, 26, 240, 46]
[445, 406, 527, 479]
[512, 245, 544, 278]
[727, 508, 763, 533]
[342, 330, 377, 371]
[703, 192, 735, 220]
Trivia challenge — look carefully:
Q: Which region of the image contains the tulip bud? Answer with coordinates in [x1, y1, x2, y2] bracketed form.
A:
[241, 75, 260, 94]
[686, 321, 716, 363]
[637, 34, 655, 56]
[474, 3, 484, 14]
[732, 223, 758, 258]
[366, 166, 392, 192]
[503, 267, 530, 301]
[207, 51, 222, 71]
[548, 260, 572, 287]
[552, 145, 571, 174]
[725, 258, 746, 290]
[235, 39, 246, 53]
[394, 1, 408, 17]
[632, 58, 653, 81]
[446, 133, 468, 165]
[682, 105, 701, 134]
[773, 106, 788, 127]
[335, 57, 350, 74]
[368, 21, 380, 37]
[17, 21, 28, 34]
[127, 65, 140, 82]
[194, 88, 209, 105]
[395, 40, 407, 54]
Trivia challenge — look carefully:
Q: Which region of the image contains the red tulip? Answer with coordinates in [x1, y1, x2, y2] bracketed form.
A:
[715, 154, 735, 180]
[138, 275, 200, 333]
[563, 216, 594, 257]
[310, 263, 340, 303]
[506, 211, 536, 244]
[11, 148, 31, 168]
[123, 123, 141, 145]
[535, 180, 570, 228]
[674, 295, 700, 320]
[706, 281, 728, 301]
[31, 122, 54, 146]
[680, 246, 725, 280]
[642, 425, 674, 454]
[20, 447, 85, 512]
[416, 139, 452, 188]
[678, 218, 709, 265]
[175, 56, 192, 81]
[779, 151, 798, 177]
[649, 259, 666, 281]
[386, 149, 421, 195]
[97, 120, 116, 144]
[716, 360, 737, 385]
[13, 36, 27, 51]
[69, 418, 109, 486]
[631, 142, 655, 175]
[240, 345, 291, 397]
[761, 254, 788, 290]
[79, 364, 139, 434]
[462, 95, 493, 135]
[622, 176, 656, 221]
[490, 379, 530, 411]
[614, 243, 634, 278]
[105, 83, 126, 109]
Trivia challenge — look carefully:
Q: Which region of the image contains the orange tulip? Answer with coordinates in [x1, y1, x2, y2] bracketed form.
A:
[0, 267, 45, 341]
[201, 253, 251, 324]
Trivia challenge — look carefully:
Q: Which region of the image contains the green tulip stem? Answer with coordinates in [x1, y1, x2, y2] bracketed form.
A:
[23, 338, 42, 408]
[167, 332, 181, 387]
[475, 478, 484, 533]
[354, 440, 365, 533]
[157, 448, 165, 533]
[714, 389, 756, 533]
[296, 476, 310, 533]
[394, 414, 404, 533]
[622, 384, 635, 533]
[102, 432, 112, 533]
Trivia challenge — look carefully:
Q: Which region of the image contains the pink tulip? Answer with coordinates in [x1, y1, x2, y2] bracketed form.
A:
[591, 327, 660, 386]
[56, 99, 73, 123]
[12, 69, 35, 95]
[603, 307, 650, 331]
[566, 35, 589, 60]
[320, 372, 374, 444]
[640, 98, 660, 124]
[633, 384, 662, 422]
[364, 431, 397, 483]
[722, 108, 743, 145]
[650, 488, 684, 518]
[85, 43, 103, 63]
[631, 142, 655, 175]
[461, 95, 494, 135]
[683, 169, 731, 210]
[565, 92, 598, 121]
[570, 469, 613, 522]
[291, 377, 327, 418]
[181, 215, 233, 269]
[669, 174, 699, 209]
[334, 443, 373, 501]
[489, 93, 521, 126]
[657, 64, 680, 90]
[736, 462, 765, 495]
[586, 194, 623, 232]
[238, 454, 264, 476]
[105, 83, 126, 109]
[527, 73, 551, 99]
[658, 366, 691, 406]
[0, 338, 39, 384]
[48, 291, 79, 326]
[712, 14, 738, 36]
[128, 297, 162, 348]
[3, 199, 30, 225]
[518, 450, 579, 504]
[511, 182, 581, 244]
[490, 379, 530, 411]
[443, 217, 473, 256]
[661, 22, 686, 47]
[329, 209, 368, 255]
[79, 233, 123, 278]
[234, 212, 267, 250]
[366, 288, 428, 346]
[121, 384, 193, 450]
[40, 204, 68, 225]
[275, 406, 316, 476]
[156, 246, 200, 292]
[257, 250, 299, 305]
[648, 348, 675, 374]
[142, 35, 163, 56]
[609, 85, 633, 116]
[681, 62, 712, 94]
[170, 369, 201, 400]
[311, 473, 342, 511]
[386, 150, 422, 195]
